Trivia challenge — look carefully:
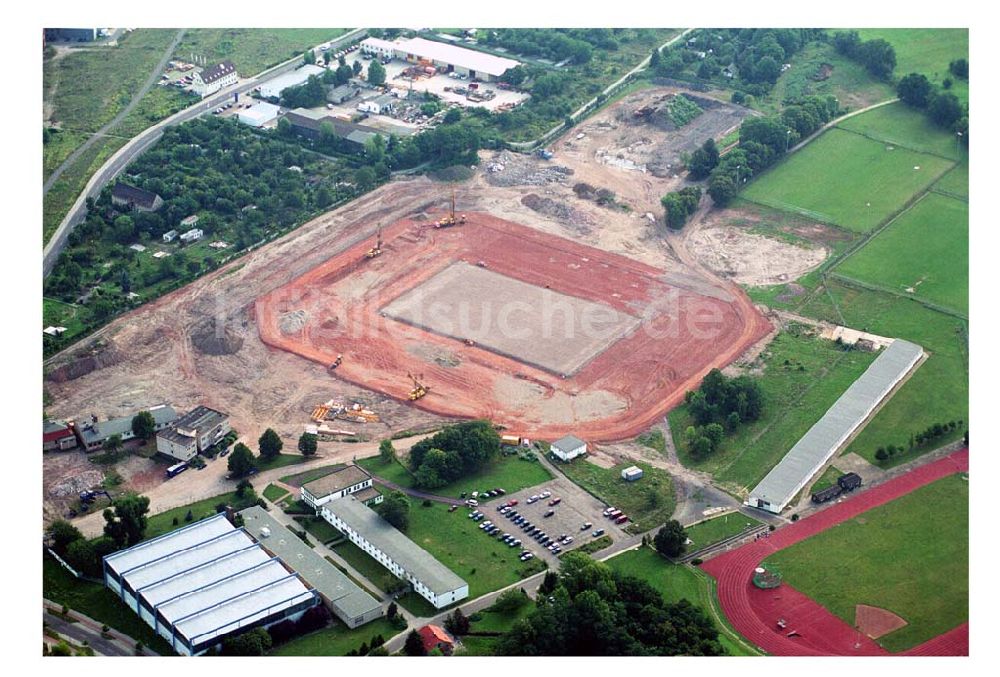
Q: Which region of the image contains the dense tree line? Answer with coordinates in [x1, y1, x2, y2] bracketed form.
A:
[686, 138, 720, 180]
[707, 95, 838, 206]
[496, 553, 722, 655]
[682, 369, 763, 459]
[896, 72, 968, 146]
[481, 28, 618, 65]
[655, 29, 819, 97]
[374, 490, 411, 530]
[407, 420, 501, 489]
[831, 31, 897, 80]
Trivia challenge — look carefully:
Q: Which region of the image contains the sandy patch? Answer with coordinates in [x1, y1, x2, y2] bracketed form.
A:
[688, 226, 828, 286]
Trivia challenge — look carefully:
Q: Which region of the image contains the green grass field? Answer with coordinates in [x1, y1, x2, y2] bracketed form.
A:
[742, 128, 954, 232]
[144, 489, 261, 540]
[766, 473, 968, 652]
[407, 502, 547, 599]
[256, 453, 308, 472]
[329, 540, 400, 593]
[765, 41, 894, 114]
[175, 29, 349, 76]
[295, 515, 343, 544]
[836, 193, 968, 314]
[357, 455, 553, 501]
[43, 556, 175, 655]
[795, 281, 967, 467]
[263, 483, 291, 503]
[838, 101, 966, 160]
[685, 513, 763, 551]
[933, 162, 968, 199]
[855, 28, 968, 104]
[557, 460, 676, 534]
[270, 616, 399, 656]
[671, 328, 878, 493]
[605, 548, 760, 655]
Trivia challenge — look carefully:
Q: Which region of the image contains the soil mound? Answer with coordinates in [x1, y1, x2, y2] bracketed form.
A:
[191, 315, 246, 356]
[46, 341, 125, 382]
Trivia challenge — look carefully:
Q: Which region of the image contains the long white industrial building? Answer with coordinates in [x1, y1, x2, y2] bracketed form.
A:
[102, 513, 319, 656]
[747, 338, 924, 514]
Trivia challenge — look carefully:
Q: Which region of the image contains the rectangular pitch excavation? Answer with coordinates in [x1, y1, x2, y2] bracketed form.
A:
[382, 261, 642, 376]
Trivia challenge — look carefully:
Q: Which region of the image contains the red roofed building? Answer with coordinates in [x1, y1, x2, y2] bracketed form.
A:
[44, 419, 77, 451]
[418, 624, 455, 655]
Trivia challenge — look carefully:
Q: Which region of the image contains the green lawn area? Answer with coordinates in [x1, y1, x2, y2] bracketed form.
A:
[256, 453, 308, 472]
[175, 29, 350, 76]
[407, 502, 547, 599]
[395, 590, 443, 618]
[835, 192, 968, 314]
[685, 512, 763, 551]
[357, 455, 553, 502]
[809, 465, 844, 495]
[855, 28, 969, 104]
[43, 556, 175, 655]
[795, 281, 968, 467]
[270, 616, 400, 657]
[458, 635, 500, 655]
[605, 548, 760, 655]
[470, 598, 536, 634]
[145, 490, 259, 540]
[329, 540, 400, 593]
[741, 128, 954, 232]
[766, 473, 968, 652]
[263, 483, 291, 503]
[295, 515, 343, 544]
[763, 40, 894, 114]
[558, 460, 675, 534]
[837, 101, 966, 160]
[43, 297, 88, 336]
[671, 328, 878, 494]
[279, 463, 346, 487]
[933, 161, 968, 199]
[568, 534, 614, 556]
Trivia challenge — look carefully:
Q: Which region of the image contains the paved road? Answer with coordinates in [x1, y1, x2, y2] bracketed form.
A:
[42, 27, 367, 277]
[43, 599, 157, 656]
[43, 29, 188, 196]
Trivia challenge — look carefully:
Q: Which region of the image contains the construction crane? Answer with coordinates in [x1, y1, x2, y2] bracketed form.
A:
[435, 190, 467, 228]
[406, 372, 429, 401]
[365, 229, 383, 259]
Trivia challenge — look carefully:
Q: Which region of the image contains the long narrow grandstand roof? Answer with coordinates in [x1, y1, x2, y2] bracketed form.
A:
[748, 339, 923, 512]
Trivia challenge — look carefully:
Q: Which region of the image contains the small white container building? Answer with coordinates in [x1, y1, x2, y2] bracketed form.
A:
[550, 434, 587, 462]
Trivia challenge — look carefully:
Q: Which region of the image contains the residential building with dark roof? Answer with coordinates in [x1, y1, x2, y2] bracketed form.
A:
[156, 405, 230, 462]
[111, 183, 163, 213]
[192, 60, 238, 97]
[284, 108, 383, 148]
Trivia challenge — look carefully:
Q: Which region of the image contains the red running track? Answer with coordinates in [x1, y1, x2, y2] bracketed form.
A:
[702, 448, 969, 656]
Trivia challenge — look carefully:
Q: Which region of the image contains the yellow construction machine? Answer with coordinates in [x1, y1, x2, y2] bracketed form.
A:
[365, 229, 383, 259]
[407, 372, 429, 401]
[435, 190, 466, 228]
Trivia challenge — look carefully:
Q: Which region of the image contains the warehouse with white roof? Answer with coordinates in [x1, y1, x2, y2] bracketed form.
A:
[103, 513, 319, 656]
[237, 102, 281, 128]
[361, 36, 520, 81]
[747, 338, 924, 514]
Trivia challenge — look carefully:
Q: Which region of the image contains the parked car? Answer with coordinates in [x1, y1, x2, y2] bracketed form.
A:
[520, 553, 534, 561]
[548, 498, 562, 506]
[466, 499, 478, 507]
[448, 505, 458, 512]
[527, 495, 540, 504]
[602, 507, 616, 517]
[581, 522, 592, 531]
[562, 536, 574, 545]
[540, 490, 552, 499]
[507, 499, 519, 506]
[543, 510, 555, 518]
[592, 528, 606, 537]
[615, 515, 629, 525]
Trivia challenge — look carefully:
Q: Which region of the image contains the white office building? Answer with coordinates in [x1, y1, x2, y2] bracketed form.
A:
[550, 434, 588, 462]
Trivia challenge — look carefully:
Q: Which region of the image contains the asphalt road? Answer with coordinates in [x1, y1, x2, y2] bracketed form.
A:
[43, 599, 158, 656]
[42, 27, 366, 278]
[43, 29, 188, 196]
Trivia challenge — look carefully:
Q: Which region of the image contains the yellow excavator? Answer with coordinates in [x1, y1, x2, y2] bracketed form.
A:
[435, 190, 466, 228]
[365, 229, 383, 259]
[407, 372, 429, 401]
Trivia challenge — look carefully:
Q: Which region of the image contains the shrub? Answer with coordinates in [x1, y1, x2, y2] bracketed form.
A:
[690, 557, 703, 566]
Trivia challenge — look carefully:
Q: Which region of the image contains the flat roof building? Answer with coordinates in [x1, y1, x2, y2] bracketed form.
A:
[395, 37, 519, 81]
[259, 64, 325, 99]
[285, 108, 383, 148]
[237, 101, 281, 127]
[239, 506, 383, 628]
[156, 405, 230, 462]
[102, 513, 319, 656]
[320, 496, 468, 609]
[748, 339, 923, 514]
[551, 435, 587, 462]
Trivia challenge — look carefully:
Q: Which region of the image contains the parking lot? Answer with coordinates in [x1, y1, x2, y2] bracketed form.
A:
[464, 468, 632, 567]
[379, 59, 529, 112]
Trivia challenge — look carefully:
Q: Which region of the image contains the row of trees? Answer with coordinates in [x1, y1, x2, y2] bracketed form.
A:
[495, 552, 722, 655]
[227, 427, 310, 477]
[706, 96, 839, 207]
[832, 31, 897, 80]
[407, 420, 502, 489]
[221, 605, 332, 655]
[681, 369, 764, 459]
[874, 420, 964, 461]
[896, 72, 968, 143]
